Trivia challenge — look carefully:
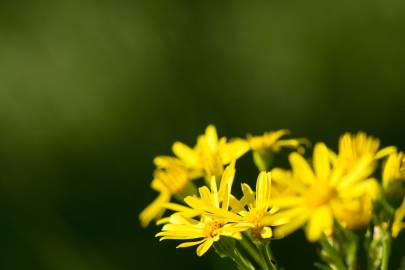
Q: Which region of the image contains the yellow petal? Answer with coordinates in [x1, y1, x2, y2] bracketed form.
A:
[220, 225, 244, 239]
[229, 195, 245, 212]
[205, 125, 218, 152]
[153, 156, 181, 168]
[158, 224, 204, 239]
[184, 196, 206, 210]
[392, 197, 405, 238]
[196, 238, 214, 256]
[150, 178, 168, 192]
[219, 139, 250, 164]
[198, 186, 213, 206]
[306, 206, 333, 242]
[289, 152, 315, 185]
[177, 239, 206, 248]
[338, 178, 379, 199]
[376, 146, 397, 159]
[219, 161, 236, 209]
[313, 143, 330, 181]
[139, 190, 170, 227]
[256, 172, 271, 211]
[210, 176, 219, 208]
[168, 213, 193, 225]
[274, 211, 309, 238]
[156, 217, 171, 225]
[172, 142, 199, 167]
[339, 155, 374, 189]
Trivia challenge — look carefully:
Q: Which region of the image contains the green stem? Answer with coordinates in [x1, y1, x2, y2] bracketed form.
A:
[344, 230, 358, 270]
[379, 196, 396, 216]
[239, 235, 268, 270]
[233, 249, 256, 270]
[263, 242, 277, 270]
[319, 235, 347, 270]
[213, 238, 255, 270]
[381, 228, 391, 270]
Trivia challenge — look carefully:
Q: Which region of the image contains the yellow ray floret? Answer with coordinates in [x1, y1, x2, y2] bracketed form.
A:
[139, 179, 171, 227]
[171, 125, 249, 179]
[392, 196, 405, 238]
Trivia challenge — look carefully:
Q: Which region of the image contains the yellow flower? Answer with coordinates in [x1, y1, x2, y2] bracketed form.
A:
[270, 142, 378, 242]
[155, 163, 245, 256]
[392, 196, 405, 238]
[247, 130, 308, 171]
[331, 193, 375, 229]
[382, 151, 405, 189]
[170, 125, 249, 179]
[337, 132, 396, 166]
[156, 214, 243, 256]
[139, 157, 198, 227]
[383, 152, 405, 237]
[247, 129, 307, 152]
[229, 172, 278, 239]
[181, 169, 281, 240]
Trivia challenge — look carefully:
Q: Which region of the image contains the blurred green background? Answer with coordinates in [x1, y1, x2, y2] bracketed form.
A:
[1, 0, 405, 269]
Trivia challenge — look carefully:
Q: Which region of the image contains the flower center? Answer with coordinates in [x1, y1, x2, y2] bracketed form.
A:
[244, 208, 264, 226]
[304, 182, 335, 209]
[204, 221, 224, 238]
[244, 208, 266, 238]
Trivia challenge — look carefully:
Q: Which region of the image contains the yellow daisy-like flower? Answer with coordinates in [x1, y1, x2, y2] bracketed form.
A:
[157, 214, 243, 256]
[140, 123, 248, 227]
[382, 151, 405, 189]
[181, 169, 282, 241]
[170, 125, 249, 180]
[247, 130, 308, 171]
[139, 157, 198, 227]
[193, 171, 278, 239]
[247, 129, 306, 152]
[382, 151, 405, 237]
[270, 142, 378, 242]
[392, 196, 405, 238]
[337, 132, 396, 166]
[156, 163, 245, 256]
[228, 171, 278, 239]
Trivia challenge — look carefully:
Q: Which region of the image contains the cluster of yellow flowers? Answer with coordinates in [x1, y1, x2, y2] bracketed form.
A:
[140, 125, 405, 264]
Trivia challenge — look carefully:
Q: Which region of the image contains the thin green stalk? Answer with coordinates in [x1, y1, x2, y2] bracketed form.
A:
[239, 235, 268, 270]
[233, 249, 256, 270]
[263, 242, 277, 270]
[319, 235, 347, 270]
[214, 238, 255, 270]
[381, 228, 391, 270]
[379, 197, 396, 216]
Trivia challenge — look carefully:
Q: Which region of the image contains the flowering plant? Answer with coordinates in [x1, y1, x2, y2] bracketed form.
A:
[140, 125, 404, 270]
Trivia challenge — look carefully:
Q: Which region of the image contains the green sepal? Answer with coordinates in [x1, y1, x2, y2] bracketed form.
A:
[214, 237, 255, 270]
